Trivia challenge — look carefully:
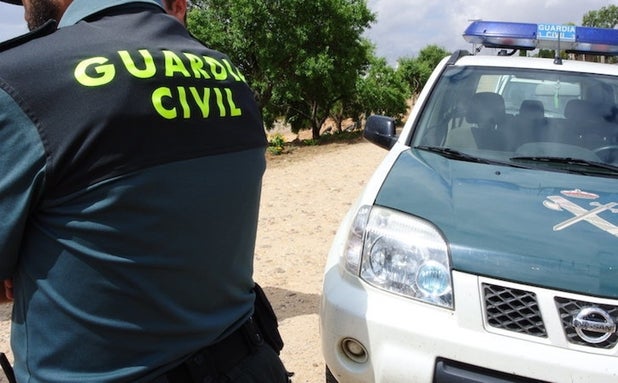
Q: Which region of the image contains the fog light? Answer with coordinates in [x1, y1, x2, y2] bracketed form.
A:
[340, 337, 368, 363]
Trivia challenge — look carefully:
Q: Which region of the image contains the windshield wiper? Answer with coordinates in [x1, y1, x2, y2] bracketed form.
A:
[416, 146, 491, 163]
[510, 156, 618, 175]
[416, 146, 528, 167]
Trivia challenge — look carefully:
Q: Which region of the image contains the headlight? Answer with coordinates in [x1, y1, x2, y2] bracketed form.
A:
[343, 205, 453, 309]
[343, 205, 371, 275]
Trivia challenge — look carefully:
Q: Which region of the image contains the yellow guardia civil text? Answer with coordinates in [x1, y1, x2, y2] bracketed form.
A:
[73, 49, 247, 120]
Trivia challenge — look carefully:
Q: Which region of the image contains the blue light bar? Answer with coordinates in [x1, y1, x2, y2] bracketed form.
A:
[463, 20, 618, 55]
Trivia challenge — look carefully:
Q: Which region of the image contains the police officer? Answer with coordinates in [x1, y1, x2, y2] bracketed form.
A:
[0, 0, 289, 381]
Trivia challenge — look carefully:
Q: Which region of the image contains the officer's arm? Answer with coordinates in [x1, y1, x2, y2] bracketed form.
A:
[0, 90, 47, 284]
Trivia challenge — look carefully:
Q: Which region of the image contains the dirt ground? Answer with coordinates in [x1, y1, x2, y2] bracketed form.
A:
[0, 134, 387, 383]
[256, 136, 386, 383]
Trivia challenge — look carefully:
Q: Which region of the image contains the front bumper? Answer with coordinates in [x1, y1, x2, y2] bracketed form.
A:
[320, 268, 618, 382]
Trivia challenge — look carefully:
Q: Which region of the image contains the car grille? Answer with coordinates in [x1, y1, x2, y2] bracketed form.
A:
[555, 297, 618, 349]
[483, 284, 546, 337]
[482, 283, 618, 349]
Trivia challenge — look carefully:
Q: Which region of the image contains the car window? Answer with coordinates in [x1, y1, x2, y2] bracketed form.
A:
[413, 66, 618, 170]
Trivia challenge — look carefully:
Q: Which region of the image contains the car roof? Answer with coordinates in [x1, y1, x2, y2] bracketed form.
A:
[451, 53, 618, 76]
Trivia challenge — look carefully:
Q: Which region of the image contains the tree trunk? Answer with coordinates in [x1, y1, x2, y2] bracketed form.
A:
[311, 123, 321, 140]
[310, 101, 321, 140]
[335, 117, 343, 133]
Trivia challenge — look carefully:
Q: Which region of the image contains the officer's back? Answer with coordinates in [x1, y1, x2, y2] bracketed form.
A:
[0, 1, 279, 381]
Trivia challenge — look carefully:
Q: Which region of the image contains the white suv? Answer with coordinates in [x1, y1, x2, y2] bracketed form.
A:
[320, 21, 618, 382]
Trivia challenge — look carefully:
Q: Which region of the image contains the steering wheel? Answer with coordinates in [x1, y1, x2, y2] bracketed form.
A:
[593, 145, 618, 163]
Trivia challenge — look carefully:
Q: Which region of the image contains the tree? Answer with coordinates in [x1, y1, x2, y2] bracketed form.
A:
[583, 5, 618, 28]
[581, 6, 618, 63]
[397, 45, 450, 98]
[188, 0, 375, 139]
[187, 0, 286, 126]
[417, 45, 452, 69]
[327, 54, 409, 132]
[353, 55, 410, 122]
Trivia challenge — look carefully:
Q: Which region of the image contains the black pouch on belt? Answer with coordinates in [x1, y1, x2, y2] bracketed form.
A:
[252, 282, 284, 354]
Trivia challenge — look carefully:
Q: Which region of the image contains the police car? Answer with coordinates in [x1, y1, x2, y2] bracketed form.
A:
[320, 21, 618, 382]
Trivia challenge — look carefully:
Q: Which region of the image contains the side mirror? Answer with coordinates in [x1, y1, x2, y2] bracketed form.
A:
[364, 115, 397, 150]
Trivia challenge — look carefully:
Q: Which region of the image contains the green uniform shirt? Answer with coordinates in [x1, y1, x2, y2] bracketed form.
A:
[0, 1, 267, 381]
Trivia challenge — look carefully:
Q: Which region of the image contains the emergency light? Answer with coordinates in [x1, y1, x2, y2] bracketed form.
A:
[463, 20, 618, 55]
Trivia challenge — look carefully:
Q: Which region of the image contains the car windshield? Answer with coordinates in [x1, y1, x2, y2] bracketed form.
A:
[412, 65, 618, 175]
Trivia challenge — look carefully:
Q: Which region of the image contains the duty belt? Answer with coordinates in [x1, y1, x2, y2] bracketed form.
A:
[152, 317, 264, 382]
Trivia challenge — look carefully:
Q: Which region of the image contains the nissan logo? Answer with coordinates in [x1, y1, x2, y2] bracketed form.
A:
[572, 307, 617, 344]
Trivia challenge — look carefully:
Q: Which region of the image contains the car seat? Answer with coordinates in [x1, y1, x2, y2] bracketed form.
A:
[465, 92, 508, 150]
[509, 99, 546, 149]
[563, 99, 616, 149]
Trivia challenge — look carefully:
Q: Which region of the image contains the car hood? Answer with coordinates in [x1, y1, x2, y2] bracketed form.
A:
[374, 148, 618, 298]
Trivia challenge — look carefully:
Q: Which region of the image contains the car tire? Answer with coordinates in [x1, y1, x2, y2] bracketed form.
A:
[325, 365, 339, 383]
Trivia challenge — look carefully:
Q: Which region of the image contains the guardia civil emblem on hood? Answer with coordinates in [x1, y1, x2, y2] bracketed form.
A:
[544, 190, 618, 237]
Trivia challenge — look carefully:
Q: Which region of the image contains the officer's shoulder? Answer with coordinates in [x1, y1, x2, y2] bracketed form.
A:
[0, 19, 57, 54]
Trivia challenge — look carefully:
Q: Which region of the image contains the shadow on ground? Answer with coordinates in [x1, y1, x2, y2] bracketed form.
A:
[260, 286, 320, 321]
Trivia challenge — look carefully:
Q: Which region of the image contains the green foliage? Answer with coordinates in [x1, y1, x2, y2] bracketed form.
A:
[581, 5, 618, 63]
[267, 133, 286, 155]
[397, 45, 450, 96]
[319, 129, 363, 144]
[538, 49, 555, 59]
[354, 55, 409, 122]
[583, 5, 618, 28]
[188, 0, 375, 140]
[301, 138, 320, 146]
[416, 45, 452, 68]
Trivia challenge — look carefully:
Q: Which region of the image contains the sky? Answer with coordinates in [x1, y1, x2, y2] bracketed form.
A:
[0, 1, 617, 64]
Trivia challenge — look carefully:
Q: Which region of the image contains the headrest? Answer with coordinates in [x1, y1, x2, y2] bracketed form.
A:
[466, 92, 506, 128]
[564, 99, 597, 121]
[519, 100, 544, 119]
[586, 82, 613, 105]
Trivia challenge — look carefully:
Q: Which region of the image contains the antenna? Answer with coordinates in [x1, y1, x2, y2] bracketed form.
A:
[554, 32, 563, 65]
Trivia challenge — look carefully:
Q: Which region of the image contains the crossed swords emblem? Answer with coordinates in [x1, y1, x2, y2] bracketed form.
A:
[544, 191, 618, 237]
